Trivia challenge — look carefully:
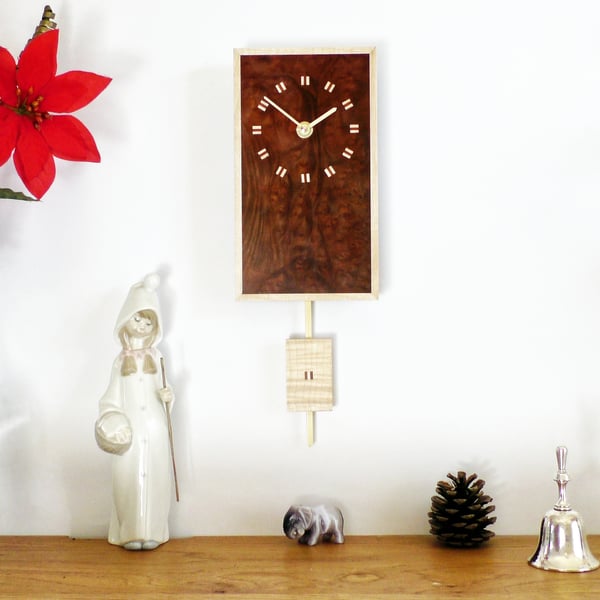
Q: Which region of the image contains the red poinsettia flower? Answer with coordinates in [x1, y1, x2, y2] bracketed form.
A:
[0, 28, 111, 199]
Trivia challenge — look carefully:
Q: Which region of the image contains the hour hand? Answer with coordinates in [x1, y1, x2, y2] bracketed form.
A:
[308, 106, 337, 128]
[263, 96, 300, 125]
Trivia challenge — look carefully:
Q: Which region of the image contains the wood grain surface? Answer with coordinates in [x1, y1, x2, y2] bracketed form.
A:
[0, 535, 599, 598]
[286, 337, 333, 412]
[237, 51, 375, 297]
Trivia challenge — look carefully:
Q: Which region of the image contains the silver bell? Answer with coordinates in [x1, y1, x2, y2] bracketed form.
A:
[528, 446, 599, 572]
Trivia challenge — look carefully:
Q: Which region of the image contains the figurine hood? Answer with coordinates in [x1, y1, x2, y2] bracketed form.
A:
[114, 273, 162, 344]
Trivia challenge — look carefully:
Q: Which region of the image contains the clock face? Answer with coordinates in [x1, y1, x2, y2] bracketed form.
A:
[235, 48, 377, 299]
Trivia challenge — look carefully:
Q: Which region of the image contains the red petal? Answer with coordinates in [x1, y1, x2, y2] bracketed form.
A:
[41, 115, 100, 162]
[14, 123, 56, 199]
[0, 46, 17, 104]
[40, 71, 111, 113]
[0, 109, 19, 165]
[17, 29, 58, 94]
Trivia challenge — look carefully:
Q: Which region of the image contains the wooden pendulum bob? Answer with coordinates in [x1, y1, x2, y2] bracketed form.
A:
[529, 446, 599, 572]
[286, 301, 333, 446]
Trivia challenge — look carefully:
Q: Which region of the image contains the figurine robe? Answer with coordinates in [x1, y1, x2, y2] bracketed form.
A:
[98, 347, 172, 547]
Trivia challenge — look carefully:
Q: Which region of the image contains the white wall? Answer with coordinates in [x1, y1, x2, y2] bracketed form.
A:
[1, 0, 600, 538]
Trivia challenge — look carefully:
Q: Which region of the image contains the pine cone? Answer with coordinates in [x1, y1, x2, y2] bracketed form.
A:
[428, 471, 496, 548]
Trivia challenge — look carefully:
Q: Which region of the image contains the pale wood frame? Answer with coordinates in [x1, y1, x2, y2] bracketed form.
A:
[234, 47, 379, 301]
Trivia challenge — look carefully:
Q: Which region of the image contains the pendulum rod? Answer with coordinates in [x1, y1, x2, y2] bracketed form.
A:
[305, 300, 313, 339]
[305, 300, 314, 446]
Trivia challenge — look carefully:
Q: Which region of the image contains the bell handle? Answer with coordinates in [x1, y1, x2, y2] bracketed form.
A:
[556, 446, 568, 472]
[554, 446, 570, 511]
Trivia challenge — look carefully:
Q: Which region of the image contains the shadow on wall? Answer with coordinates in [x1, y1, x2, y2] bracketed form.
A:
[185, 67, 235, 312]
[0, 372, 40, 533]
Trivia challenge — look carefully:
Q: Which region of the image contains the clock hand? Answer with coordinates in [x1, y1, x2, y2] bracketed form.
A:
[308, 106, 337, 128]
[263, 96, 300, 126]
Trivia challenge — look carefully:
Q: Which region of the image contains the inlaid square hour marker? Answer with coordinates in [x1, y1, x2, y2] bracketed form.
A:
[342, 148, 354, 159]
[258, 148, 269, 160]
[276, 165, 288, 177]
[275, 81, 287, 93]
[324, 81, 336, 93]
[324, 165, 336, 177]
[300, 75, 311, 86]
[252, 125, 262, 135]
[342, 98, 354, 110]
[258, 99, 269, 112]
[349, 124, 360, 134]
[301, 173, 311, 183]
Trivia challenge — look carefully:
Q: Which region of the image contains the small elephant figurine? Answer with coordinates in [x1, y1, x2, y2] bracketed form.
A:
[283, 504, 344, 546]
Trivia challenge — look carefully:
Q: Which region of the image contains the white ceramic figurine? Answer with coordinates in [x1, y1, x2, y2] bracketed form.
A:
[95, 273, 174, 550]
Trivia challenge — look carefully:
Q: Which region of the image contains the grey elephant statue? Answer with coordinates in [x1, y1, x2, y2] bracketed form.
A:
[283, 504, 344, 546]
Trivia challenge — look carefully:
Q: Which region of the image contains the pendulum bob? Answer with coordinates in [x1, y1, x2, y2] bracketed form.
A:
[286, 338, 333, 446]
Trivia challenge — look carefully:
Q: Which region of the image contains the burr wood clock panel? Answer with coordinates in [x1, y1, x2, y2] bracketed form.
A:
[234, 48, 378, 299]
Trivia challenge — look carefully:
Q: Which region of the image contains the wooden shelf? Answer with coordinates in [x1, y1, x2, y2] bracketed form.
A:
[0, 535, 599, 598]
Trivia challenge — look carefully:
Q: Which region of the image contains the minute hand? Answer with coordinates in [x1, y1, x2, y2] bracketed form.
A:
[309, 106, 337, 128]
[263, 96, 300, 125]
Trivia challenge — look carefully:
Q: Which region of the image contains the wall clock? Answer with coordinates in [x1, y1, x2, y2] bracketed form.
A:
[234, 47, 378, 444]
[234, 47, 378, 299]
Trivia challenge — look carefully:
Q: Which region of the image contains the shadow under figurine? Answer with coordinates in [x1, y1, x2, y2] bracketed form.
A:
[283, 505, 344, 546]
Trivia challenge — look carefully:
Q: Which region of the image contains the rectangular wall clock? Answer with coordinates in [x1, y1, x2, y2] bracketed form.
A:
[234, 47, 378, 300]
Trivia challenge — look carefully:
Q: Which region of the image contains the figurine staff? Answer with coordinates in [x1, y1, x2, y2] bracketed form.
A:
[161, 357, 180, 502]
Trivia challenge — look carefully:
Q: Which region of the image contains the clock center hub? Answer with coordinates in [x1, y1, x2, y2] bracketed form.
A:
[296, 121, 313, 139]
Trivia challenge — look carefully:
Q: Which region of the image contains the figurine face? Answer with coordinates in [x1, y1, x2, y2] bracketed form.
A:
[125, 312, 155, 338]
[286, 520, 305, 540]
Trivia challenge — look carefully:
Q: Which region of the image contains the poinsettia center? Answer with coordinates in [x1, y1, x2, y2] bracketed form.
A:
[14, 85, 50, 129]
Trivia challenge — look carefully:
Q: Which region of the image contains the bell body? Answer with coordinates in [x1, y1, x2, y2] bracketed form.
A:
[529, 508, 599, 572]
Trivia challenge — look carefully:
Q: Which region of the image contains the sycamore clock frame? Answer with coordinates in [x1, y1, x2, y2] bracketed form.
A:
[234, 47, 378, 300]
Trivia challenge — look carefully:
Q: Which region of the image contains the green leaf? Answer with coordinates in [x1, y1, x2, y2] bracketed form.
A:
[0, 188, 38, 201]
